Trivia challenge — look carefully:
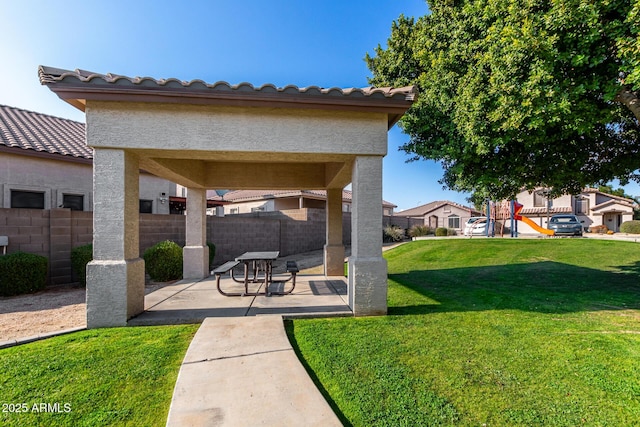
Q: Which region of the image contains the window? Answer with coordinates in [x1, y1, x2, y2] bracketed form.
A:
[11, 190, 45, 209]
[448, 215, 460, 229]
[533, 191, 547, 207]
[575, 198, 589, 214]
[139, 199, 153, 213]
[251, 207, 265, 212]
[230, 208, 239, 215]
[63, 194, 84, 211]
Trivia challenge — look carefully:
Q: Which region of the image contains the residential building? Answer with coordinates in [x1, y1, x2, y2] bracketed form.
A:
[394, 201, 482, 232]
[514, 187, 636, 233]
[0, 104, 177, 213]
[211, 189, 396, 216]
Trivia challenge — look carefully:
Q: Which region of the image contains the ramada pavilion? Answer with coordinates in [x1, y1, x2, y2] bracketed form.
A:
[39, 66, 416, 328]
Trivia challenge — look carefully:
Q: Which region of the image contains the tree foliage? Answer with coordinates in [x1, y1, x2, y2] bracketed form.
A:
[367, 0, 640, 199]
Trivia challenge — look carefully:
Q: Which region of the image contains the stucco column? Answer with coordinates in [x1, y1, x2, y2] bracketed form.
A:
[183, 187, 209, 279]
[324, 188, 345, 276]
[348, 156, 387, 316]
[86, 149, 145, 328]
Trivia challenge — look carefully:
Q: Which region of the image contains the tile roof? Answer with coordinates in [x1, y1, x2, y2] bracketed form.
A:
[0, 104, 90, 159]
[394, 200, 479, 217]
[38, 66, 416, 128]
[583, 187, 635, 206]
[210, 189, 396, 208]
[520, 206, 572, 215]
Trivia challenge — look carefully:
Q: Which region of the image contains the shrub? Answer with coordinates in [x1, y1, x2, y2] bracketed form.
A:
[447, 228, 457, 236]
[0, 252, 48, 296]
[435, 227, 449, 236]
[143, 240, 183, 282]
[408, 225, 431, 238]
[590, 225, 608, 234]
[383, 225, 405, 243]
[207, 242, 216, 268]
[620, 220, 640, 234]
[71, 244, 92, 286]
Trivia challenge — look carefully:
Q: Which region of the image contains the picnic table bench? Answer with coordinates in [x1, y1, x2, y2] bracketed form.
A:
[212, 253, 298, 297]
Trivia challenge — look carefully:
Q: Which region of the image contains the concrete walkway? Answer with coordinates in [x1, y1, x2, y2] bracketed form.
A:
[127, 249, 354, 427]
[165, 316, 342, 426]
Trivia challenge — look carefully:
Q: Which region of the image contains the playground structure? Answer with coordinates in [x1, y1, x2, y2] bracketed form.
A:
[480, 200, 555, 237]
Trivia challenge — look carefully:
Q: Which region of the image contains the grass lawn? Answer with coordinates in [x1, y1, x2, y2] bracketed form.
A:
[0, 324, 198, 426]
[288, 239, 640, 426]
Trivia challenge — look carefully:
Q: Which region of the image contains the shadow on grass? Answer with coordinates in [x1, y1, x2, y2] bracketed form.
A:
[388, 260, 640, 316]
[284, 320, 354, 427]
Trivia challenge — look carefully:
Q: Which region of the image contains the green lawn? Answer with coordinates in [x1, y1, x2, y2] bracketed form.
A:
[288, 239, 640, 426]
[0, 325, 198, 427]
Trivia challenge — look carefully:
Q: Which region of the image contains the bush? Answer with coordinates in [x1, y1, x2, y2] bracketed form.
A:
[383, 225, 405, 243]
[0, 252, 48, 296]
[620, 220, 640, 234]
[447, 228, 457, 236]
[590, 225, 608, 234]
[435, 227, 449, 236]
[143, 240, 183, 282]
[71, 244, 92, 286]
[408, 225, 432, 237]
[207, 242, 216, 268]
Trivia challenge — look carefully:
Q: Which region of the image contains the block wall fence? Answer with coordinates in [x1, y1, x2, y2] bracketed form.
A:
[0, 208, 419, 285]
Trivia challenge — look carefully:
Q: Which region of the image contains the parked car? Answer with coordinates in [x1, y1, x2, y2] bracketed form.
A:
[547, 214, 584, 236]
[463, 217, 487, 236]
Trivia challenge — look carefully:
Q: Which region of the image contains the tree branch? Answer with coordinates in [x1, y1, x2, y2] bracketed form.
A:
[615, 87, 640, 122]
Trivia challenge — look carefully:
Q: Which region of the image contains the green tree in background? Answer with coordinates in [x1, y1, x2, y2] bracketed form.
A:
[367, 0, 640, 200]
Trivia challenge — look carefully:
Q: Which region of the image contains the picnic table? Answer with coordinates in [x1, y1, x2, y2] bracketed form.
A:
[212, 251, 298, 297]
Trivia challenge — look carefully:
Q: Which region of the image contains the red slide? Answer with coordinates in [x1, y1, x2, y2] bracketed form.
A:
[513, 202, 555, 236]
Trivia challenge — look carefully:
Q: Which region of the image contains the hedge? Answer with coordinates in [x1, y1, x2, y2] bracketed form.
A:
[0, 252, 48, 296]
[435, 227, 449, 236]
[71, 244, 93, 286]
[620, 220, 640, 234]
[143, 240, 183, 282]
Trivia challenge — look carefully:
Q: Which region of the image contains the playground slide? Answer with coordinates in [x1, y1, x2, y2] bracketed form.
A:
[518, 214, 555, 236]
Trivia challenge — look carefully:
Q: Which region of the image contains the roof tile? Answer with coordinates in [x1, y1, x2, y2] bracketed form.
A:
[38, 66, 417, 102]
[0, 104, 89, 159]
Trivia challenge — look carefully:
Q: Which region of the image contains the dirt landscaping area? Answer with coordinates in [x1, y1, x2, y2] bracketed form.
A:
[0, 283, 169, 343]
[0, 286, 86, 342]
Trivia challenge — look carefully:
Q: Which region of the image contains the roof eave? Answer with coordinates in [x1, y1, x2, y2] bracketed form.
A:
[45, 85, 413, 128]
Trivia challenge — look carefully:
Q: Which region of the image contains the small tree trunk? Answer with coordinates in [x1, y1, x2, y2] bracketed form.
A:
[615, 87, 640, 122]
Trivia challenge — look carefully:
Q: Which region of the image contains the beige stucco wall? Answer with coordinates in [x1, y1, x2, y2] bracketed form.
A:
[86, 102, 388, 157]
[0, 152, 93, 210]
[0, 151, 177, 213]
[419, 205, 477, 230]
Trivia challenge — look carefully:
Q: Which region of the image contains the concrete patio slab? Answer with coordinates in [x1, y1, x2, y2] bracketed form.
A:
[129, 274, 352, 326]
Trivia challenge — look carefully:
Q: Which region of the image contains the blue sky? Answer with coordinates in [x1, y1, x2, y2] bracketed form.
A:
[2, 1, 636, 208]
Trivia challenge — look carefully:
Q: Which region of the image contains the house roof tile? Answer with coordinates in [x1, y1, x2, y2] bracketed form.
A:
[0, 104, 90, 159]
[520, 206, 572, 215]
[394, 200, 480, 217]
[38, 66, 417, 128]
[210, 189, 396, 208]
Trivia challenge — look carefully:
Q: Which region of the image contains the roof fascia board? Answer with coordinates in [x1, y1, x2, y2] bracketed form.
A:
[0, 144, 92, 164]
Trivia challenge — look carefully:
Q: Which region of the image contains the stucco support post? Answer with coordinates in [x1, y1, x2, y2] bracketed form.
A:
[348, 156, 387, 316]
[324, 188, 345, 276]
[86, 149, 145, 328]
[183, 187, 209, 279]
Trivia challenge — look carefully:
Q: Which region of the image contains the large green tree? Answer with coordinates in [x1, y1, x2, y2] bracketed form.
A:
[367, 0, 640, 199]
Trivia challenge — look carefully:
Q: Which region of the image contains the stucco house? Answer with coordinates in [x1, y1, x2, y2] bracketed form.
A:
[0, 104, 178, 214]
[394, 200, 482, 232]
[211, 189, 396, 216]
[515, 187, 636, 233]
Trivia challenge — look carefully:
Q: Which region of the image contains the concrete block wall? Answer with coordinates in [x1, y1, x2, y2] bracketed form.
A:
[0, 207, 355, 285]
[139, 213, 185, 253]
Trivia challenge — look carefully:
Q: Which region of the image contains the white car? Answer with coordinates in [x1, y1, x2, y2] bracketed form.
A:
[463, 217, 487, 236]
